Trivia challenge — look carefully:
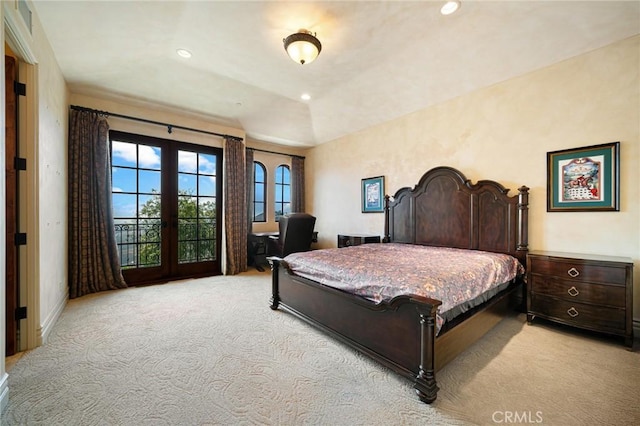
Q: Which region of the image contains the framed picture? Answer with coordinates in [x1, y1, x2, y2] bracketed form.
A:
[361, 176, 385, 213]
[547, 141, 620, 212]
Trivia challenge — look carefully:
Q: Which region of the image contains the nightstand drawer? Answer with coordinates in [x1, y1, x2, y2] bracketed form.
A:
[528, 257, 627, 285]
[530, 294, 626, 332]
[529, 274, 625, 308]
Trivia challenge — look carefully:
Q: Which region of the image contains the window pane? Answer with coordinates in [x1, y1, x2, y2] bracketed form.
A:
[198, 197, 216, 219]
[198, 240, 215, 261]
[255, 183, 264, 202]
[283, 168, 291, 184]
[198, 218, 216, 239]
[254, 163, 264, 182]
[138, 145, 161, 170]
[139, 194, 160, 217]
[178, 195, 197, 219]
[178, 218, 198, 241]
[283, 203, 291, 215]
[112, 167, 136, 193]
[198, 175, 215, 197]
[178, 173, 197, 195]
[178, 241, 197, 264]
[138, 242, 161, 267]
[138, 170, 161, 194]
[112, 193, 137, 218]
[178, 150, 197, 173]
[254, 203, 265, 222]
[199, 153, 216, 175]
[111, 141, 137, 167]
[139, 219, 162, 243]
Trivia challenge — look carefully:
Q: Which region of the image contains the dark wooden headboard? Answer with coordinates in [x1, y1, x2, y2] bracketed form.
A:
[384, 166, 529, 266]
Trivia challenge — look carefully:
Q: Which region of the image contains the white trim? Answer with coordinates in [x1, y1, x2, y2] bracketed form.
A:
[3, 0, 36, 64]
[39, 289, 67, 345]
[0, 372, 8, 414]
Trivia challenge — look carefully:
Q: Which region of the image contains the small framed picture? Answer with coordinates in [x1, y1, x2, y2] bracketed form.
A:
[361, 176, 385, 213]
[547, 142, 620, 212]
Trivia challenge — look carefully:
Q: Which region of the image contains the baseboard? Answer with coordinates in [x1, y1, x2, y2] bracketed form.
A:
[0, 372, 9, 414]
[39, 290, 68, 345]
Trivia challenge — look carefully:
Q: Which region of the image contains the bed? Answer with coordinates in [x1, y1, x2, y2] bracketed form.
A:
[268, 166, 529, 403]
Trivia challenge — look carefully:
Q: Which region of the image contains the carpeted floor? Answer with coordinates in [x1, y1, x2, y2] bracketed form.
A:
[2, 270, 639, 425]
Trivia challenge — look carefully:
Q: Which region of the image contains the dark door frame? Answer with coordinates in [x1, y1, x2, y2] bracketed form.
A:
[110, 131, 223, 286]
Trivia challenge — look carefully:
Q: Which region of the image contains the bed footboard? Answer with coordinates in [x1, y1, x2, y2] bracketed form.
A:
[269, 257, 442, 403]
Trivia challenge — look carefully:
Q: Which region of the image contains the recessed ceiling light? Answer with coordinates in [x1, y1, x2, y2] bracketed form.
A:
[301, 93, 311, 101]
[441, 1, 461, 15]
[176, 49, 192, 58]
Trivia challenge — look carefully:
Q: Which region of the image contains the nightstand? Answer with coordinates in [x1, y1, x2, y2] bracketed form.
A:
[526, 251, 633, 347]
[337, 234, 381, 248]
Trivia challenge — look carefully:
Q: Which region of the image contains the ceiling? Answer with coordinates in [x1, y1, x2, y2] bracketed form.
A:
[31, 1, 640, 147]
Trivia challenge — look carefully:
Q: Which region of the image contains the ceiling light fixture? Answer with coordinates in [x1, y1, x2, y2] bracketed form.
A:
[283, 29, 322, 65]
[441, 1, 461, 15]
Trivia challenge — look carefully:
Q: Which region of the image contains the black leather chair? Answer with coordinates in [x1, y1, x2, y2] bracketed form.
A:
[268, 213, 316, 258]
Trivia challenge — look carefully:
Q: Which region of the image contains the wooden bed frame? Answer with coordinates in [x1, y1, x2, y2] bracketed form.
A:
[268, 166, 529, 403]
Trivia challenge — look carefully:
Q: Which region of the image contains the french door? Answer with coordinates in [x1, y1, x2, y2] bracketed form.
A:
[110, 131, 222, 285]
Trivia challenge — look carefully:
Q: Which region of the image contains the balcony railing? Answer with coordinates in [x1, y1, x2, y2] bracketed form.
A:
[114, 219, 216, 268]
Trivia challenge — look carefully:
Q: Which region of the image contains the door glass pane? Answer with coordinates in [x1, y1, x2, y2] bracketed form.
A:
[112, 193, 137, 218]
[111, 140, 162, 269]
[198, 176, 215, 197]
[112, 167, 136, 192]
[198, 153, 216, 174]
[178, 149, 217, 264]
[178, 150, 197, 173]
[112, 141, 137, 167]
[178, 174, 197, 195]
[139, 170, 161, 194]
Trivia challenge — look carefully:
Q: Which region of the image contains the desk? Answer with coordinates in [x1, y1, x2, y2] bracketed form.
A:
[248, 232, 278, 272]
[248, 231, 318, 271]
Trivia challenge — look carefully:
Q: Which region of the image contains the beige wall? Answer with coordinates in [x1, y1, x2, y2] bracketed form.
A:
[33, 2, 69, 346]
[307, 36, 640, 321]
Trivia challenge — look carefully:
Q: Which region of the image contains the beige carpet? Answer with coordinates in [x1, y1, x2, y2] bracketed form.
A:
[2, 270, 639, 425]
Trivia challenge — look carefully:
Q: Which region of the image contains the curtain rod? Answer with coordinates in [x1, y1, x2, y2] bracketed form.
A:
[249, 147, 305, 160]
[70, 105, 244, 142]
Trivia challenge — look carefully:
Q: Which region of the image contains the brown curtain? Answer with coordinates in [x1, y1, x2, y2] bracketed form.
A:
[224, 137, 248, 274]
[245, 148, 254, 233]
[68, 109, 127, 298]
[291, 156, 305, 212]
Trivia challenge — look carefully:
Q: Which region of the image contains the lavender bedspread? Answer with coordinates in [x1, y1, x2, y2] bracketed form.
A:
[283, 243, 525, 333]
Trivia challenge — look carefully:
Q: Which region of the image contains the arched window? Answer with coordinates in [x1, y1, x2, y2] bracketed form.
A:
[274, 165, 291, 221]
[253, 161, 266, 222]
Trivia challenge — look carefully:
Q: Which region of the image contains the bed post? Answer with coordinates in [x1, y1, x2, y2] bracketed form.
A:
[268, 257, 280, 310]
[517, 186, 530, 259]
[414, 305, 439, 403]
[383, 195, 391, 243]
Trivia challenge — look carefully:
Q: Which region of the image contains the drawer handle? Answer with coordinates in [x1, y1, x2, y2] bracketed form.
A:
[567, 307, 579, 318]
[567, 286, 580, 297]
[567, 267, 580, 278]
